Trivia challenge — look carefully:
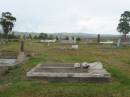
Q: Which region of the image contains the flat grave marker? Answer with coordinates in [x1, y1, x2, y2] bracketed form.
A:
[27, 62, 111, 82]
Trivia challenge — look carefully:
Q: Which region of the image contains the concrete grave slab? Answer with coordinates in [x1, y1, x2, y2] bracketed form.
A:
[27, 62, 111, 82]
[0, 59, 17, 76]
[0, 59, 17, 67]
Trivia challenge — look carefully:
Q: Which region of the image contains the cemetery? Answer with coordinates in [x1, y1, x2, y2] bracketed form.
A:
[0, 37, 130, 97]
[0, 8, 130, 97]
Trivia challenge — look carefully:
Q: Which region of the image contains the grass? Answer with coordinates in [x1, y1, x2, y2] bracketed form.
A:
[0, 40, 130, 97]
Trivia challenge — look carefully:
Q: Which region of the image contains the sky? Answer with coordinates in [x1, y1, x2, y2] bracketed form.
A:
[0, 0, 130, 34]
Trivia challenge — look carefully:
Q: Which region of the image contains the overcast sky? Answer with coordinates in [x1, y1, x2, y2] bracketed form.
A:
[0, 0, 130, 34]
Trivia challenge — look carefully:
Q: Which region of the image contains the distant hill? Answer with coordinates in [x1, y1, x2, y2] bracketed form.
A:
[1, 31, 124, 39]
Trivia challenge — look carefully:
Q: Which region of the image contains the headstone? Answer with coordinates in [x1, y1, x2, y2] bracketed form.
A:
[47, 42, 50, 46]
[117, 38, 121, 47]
[71, 45, 79, 50]
[16, 34, 26, 64]
[73, 37, 77, 44]
[60, 37, 76, 44]
[97, 34, 100, 43]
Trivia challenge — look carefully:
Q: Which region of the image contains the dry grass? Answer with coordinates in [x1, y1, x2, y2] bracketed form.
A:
[0, 40, 130, 97]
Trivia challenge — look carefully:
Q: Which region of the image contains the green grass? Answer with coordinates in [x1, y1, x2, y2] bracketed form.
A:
[0, 41, 130, 97]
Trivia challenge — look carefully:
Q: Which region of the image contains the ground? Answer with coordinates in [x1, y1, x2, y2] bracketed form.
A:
[0, 41, 130, 97]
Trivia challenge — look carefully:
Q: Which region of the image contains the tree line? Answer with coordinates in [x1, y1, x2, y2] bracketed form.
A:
[0, 11, 130, 42]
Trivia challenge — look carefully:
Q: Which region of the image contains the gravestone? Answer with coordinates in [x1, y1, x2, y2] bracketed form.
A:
[117, 38, 121, 47]
[97, 34, 100, 43]
[60, 37, 76, 44]
[40, 39, 56, 46]
[16, 34, 26, 64]
[71, 45, 79, 50]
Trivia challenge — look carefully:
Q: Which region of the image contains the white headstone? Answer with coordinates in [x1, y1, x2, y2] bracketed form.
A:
[117, 38, 121, 47]
[71, 45, 79, 50]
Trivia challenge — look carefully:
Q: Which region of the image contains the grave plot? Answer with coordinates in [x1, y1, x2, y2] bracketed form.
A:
[59, 44, 79, 50]
[0, 36, 30, 76]
[27, 62, 111, 82]
[0, 59, 17, 76]
[0, 59, 17, 67]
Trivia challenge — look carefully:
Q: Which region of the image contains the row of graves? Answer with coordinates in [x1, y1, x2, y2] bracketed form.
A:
[59, 37, 79, 50]
[0, 36, 29, 76]
[84, 34, 130, 48]
[39, 34, 130, 51]
[39, 36, 79, 50]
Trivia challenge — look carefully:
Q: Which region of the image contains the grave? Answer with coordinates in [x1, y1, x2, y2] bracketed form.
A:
[27, 62, 111, 82]
[40, 39, 56, 43]
[59, 37, 78, 50]
[117, 38, 121, 47]
[0, 59, 17, 67]
[40, 39, 56, 46]
[0, 59, 17, 76]
[60, 37, 76, 44]
[116, 38, 130, 47]
[16, 34, 28, 64]
[0, 34, 28, 76]
[71, 45, 79, 50]
[100, 40, 114, 44]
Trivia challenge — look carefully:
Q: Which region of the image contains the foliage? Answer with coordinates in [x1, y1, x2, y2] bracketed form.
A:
[117, 11, 130, 39]
[76, 37, 81, 41]
[0, 12, 16, 40]
[48, 35, 54, 39]
[65, 36, 69, 40]
[38, 33, 48, 39]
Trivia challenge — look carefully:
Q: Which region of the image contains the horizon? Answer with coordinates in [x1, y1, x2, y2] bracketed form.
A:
[0, 0, 130, 34]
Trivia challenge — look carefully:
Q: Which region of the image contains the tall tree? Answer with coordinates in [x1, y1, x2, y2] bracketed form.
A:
[117, 11, 130, 39]
[0, 12, 16, 40]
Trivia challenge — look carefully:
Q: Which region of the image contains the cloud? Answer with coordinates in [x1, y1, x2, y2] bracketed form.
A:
[0, 0, 130, 34]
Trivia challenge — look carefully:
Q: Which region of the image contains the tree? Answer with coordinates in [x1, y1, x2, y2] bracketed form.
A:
[28, 34, 33, 40]
[48, 35, 54, 39]
[65, 36, 69, 40]
[34, 35, 38, 39]
[76, 37, 81, 41]
[0, 12, 16, 41]
[38, 33, 48, 39]
[56, 36, 59, 40]
[117, 11, 130, 39]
